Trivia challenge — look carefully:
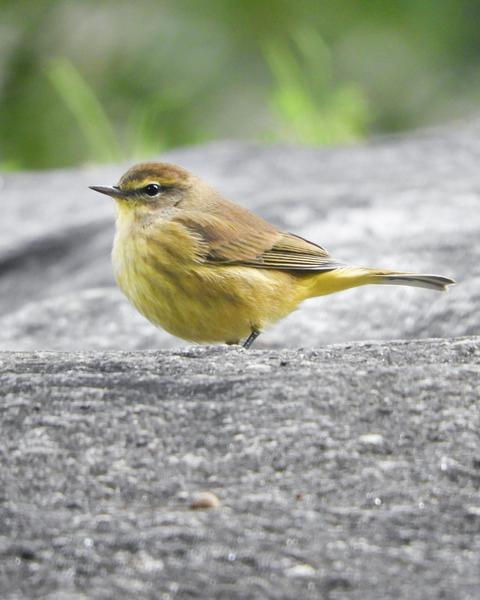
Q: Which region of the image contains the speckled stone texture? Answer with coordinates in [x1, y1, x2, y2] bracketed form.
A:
[0, 339, 479, 599]
[0, 123, 479, 599]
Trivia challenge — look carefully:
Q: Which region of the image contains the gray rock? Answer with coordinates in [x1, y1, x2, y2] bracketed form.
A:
[0, 337, 479, 599]
[1, 121, 478, 350]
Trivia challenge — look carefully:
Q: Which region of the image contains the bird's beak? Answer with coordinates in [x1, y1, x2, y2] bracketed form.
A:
[89, 185, 125, 198]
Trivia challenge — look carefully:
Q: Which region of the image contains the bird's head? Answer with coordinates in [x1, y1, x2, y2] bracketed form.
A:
[90, 162, 192, 214]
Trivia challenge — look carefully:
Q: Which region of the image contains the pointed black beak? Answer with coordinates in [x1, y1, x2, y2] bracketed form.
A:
[89, 185, 123, 198]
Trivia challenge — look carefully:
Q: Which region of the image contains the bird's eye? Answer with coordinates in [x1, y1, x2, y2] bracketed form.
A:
[143, 183, 162, 196]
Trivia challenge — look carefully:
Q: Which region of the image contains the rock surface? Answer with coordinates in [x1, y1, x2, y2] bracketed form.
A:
[0, 122, 478, 349]
[1, 338, 479, 599]
[1, 124, 479, 599]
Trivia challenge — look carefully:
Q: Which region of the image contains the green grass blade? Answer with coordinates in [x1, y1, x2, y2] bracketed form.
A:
[46, 58, 122, 163]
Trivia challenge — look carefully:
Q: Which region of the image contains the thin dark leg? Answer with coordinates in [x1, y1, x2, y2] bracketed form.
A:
[243, 330, 260, 349]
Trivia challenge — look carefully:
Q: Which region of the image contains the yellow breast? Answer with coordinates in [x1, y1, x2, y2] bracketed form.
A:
[111, 208, 303, 343]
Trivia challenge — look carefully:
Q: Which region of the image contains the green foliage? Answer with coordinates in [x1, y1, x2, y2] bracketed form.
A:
[263, 28, 368, 144]
[47, 58, 122, 163]
[1, 0, 480, 170]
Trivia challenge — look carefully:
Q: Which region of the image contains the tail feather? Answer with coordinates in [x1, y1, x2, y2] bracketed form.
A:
[373, 272, 455, 292]
[306, 266, 455, 299]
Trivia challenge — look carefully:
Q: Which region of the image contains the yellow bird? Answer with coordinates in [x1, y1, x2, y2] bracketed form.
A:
[90, 162, 455, 348]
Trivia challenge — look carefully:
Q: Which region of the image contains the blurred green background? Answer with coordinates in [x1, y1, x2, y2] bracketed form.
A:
[1, 0, 480, 170]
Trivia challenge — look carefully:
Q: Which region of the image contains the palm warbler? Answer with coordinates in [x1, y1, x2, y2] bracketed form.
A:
[90, 162, 455, 348]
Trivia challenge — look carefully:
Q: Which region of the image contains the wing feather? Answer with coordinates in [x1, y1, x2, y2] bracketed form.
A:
[172, 209, 342, 272]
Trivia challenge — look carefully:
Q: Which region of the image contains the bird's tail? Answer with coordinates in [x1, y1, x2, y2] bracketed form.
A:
[370, 271, 455, 291]
[307, 266, 455, 298]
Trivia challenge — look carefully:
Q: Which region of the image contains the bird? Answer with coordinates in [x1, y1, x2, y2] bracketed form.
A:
[90, 162, 455, 348]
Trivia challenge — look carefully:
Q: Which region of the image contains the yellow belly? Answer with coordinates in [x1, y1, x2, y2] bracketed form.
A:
[112, 214, 373, 344]
[112, 222, 302, 342]
[116, 260, 302, 343]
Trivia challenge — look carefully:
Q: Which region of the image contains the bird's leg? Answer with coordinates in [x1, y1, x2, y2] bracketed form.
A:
[243, 330, 260, 349]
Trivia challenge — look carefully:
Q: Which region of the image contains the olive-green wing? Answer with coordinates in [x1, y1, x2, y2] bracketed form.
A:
[173, 210, 342, 272]
[238, 232, 343, 270]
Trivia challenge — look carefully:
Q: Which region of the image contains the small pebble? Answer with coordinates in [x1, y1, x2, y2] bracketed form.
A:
[358, 433, 385, 447]
[190, 491, 220, 510]
[466, 506, 480, 517]
[286, 564, 316, 578]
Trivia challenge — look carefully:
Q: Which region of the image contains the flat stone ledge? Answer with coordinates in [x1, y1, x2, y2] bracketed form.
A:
[0, 336, 479, 599]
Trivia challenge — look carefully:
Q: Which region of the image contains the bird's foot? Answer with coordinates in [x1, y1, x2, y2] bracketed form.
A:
[243, 330, 260, 349]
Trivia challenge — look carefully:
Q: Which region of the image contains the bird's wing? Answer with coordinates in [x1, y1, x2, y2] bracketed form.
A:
[173, 211, 342, 272]
[239, 232, 344, 271]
